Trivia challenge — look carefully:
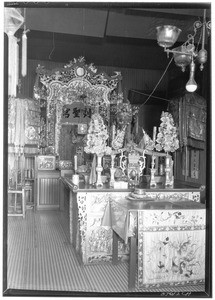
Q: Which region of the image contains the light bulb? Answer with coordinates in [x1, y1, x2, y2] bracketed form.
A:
[186, 60, 197, 92]
[186, 79, 197, 92]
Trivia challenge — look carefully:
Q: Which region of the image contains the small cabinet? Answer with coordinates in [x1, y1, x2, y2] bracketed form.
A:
[37, 170, 60, 210]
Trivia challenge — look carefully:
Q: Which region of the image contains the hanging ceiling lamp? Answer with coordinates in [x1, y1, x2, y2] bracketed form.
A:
[156, 9, 211, 92]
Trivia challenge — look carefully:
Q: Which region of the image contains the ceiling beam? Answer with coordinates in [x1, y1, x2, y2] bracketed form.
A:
[26, 8, 108, 38]
[126, 7, 210, 18]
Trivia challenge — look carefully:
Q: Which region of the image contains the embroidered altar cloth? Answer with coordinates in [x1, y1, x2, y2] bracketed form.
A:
[138, 208, 205, 288]
[102, 198, 206, 288]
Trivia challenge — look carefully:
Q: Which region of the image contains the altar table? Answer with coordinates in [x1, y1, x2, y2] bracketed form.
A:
[60, 177, 205, 278]
[102, 197, 206, 289]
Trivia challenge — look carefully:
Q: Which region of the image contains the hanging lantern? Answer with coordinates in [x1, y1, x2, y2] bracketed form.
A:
[173, 45, 192, 72]
[4, 8, 24, 36]
[156, 25, 181, 48]
[4, 8, 24, 97]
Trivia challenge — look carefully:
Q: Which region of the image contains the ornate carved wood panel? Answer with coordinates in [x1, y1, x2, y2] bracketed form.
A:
[34, 57, 122, 159]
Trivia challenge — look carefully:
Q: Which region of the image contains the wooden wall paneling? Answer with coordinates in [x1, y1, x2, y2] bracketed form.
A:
[37, 170, 60, 209]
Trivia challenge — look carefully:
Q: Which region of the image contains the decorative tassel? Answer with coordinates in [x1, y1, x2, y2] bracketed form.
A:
[13, 37, 17, 96]
[21, 31, 27, 77]
[8, 34, 18, 96]
[89, 154, 97, 185]
[15, 39, 19, 90]
[8, 32, 13, 96]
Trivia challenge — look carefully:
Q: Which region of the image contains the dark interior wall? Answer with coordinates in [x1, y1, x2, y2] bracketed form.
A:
[25, 8, 108, 38]
[19, 58, 169, 100]
[26, 31, 169, 70]
[138, 104, 167, 136]
[21, 5, 210, 71]
[167, 63, 210, 100]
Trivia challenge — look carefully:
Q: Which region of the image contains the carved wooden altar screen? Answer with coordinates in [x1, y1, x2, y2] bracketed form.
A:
[169, 92, 207, 190]
[34, 57, 122, 162]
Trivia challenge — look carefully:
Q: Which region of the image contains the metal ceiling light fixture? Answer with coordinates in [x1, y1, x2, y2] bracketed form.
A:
[156, 9, 210, 92]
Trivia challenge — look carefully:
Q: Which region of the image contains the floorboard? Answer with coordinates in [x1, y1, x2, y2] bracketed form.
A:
[6, 210, 205, 294]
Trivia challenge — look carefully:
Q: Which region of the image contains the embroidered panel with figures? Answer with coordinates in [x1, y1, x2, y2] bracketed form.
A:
[76, 192, 130, 264]
[138, 209, 205, 289]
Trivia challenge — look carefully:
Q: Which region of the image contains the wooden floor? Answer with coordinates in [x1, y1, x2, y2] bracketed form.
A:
[6, 209, 206, 296]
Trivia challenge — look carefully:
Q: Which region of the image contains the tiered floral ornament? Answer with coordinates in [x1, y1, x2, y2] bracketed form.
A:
[84, 112, 112, 187]
[155, 111, 179, 153]
[155, 111, 179, 187]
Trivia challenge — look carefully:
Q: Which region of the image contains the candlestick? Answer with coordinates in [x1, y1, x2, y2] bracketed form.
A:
[74, 155, 77, 172]
[110, 154, 116, 188]
[165, 154, 173, 187]
[155, 156, 159, 175]
[139, 151, 146, 177]
[150, 154, 157, 187]
[96, 154, 104, 187]
[151, 155, 156, 169]
[112, 124, 116, 142]
[150, 168, 157, 188]
[153, 126, 157, 143]
[136, 115, 139, 134]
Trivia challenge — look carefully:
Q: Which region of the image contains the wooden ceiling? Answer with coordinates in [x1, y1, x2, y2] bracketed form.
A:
[7, 3, 211, 70]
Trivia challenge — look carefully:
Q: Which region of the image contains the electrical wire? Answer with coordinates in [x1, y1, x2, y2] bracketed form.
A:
[48, 32, 55, 60]
[141, 56, 174, 106]
[130, 89, 170, 102]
